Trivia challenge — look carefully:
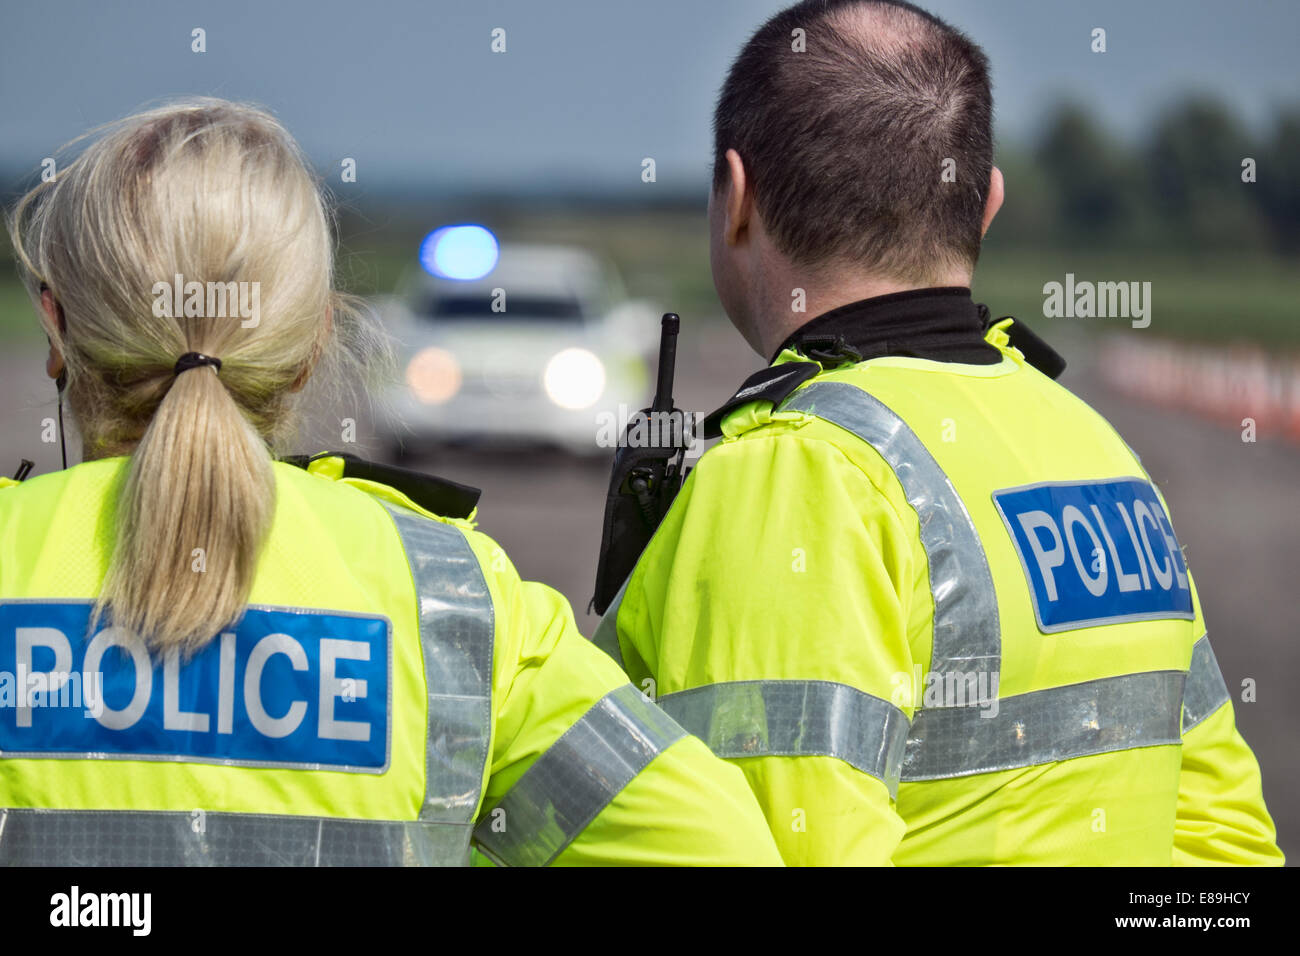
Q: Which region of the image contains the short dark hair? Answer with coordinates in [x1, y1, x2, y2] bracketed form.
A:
[712, 0, 993, 282]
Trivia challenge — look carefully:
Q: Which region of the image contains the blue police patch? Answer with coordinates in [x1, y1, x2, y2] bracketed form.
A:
[992, 478, 1194, 633]
[0, 602, 390, 771]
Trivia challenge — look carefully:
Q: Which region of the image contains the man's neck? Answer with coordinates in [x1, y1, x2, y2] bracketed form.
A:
[750, 267, 972, 357]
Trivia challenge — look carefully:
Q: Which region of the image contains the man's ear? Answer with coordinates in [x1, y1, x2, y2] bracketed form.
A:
[982, 165, 1004, 237]
[722, 148, 753, 246]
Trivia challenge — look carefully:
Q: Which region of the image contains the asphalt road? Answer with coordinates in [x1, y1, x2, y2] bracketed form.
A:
[1, 325, 1295, 861]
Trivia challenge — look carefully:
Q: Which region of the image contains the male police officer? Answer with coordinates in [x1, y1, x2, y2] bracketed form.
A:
[593, 0, 1283, 865]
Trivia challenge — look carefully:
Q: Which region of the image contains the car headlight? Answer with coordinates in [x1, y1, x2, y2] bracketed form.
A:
[543, 348, 606, 410]
[406, 347, 462, 404]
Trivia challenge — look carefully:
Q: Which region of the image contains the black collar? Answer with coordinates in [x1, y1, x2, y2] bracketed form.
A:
[702, 287, 1067, 440]
[771, 286, 1003, 367]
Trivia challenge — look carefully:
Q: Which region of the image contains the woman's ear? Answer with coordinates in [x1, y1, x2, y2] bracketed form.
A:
[290, 303, 332, 393]
[40, 287, 66, 382]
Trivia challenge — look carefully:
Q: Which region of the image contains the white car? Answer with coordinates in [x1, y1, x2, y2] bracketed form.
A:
[379, 232, 658, 457]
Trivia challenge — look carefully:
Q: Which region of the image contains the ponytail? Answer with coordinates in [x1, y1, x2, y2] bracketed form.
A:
[98, 361, 275, 654]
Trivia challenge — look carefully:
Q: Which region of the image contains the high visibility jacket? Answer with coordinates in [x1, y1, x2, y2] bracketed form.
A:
[0, 454, 782, 866]
[595, 321, 1283, 866]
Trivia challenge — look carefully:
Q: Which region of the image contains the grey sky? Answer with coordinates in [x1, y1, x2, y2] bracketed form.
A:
[1, 0, 1295, 193]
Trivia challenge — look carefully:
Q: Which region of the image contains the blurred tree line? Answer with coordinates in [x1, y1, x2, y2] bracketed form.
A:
[991, 96, 1300, 254]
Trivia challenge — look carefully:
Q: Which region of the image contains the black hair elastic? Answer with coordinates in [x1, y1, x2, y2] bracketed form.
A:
[173, 352, 222, 376]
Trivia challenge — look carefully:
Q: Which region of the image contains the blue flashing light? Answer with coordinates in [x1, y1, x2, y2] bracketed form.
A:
[419, 225, 499, 280]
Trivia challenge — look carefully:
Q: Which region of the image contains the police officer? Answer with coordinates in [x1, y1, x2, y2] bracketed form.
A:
[593, 0, 1282, 865]
[0, 98, 783, 867]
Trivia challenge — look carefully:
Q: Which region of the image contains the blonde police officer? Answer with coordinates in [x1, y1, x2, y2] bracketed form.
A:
[593, 0, 1282, 866]
[0, 99, 782, 867]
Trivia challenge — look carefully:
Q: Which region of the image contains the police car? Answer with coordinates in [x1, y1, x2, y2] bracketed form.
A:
[378, 226, 657, 457]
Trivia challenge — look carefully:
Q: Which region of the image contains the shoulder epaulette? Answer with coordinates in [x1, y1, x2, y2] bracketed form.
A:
[281, 451, 481, 520]
[1000, 317, 1067, 380]
[701, 362, 821, 440]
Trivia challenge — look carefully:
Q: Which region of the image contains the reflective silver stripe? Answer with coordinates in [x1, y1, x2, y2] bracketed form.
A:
[0, 808, 472, 866]
[780, 381, 1001, 680]
[901, 670, 1184, 781]
[591, 577, 629, 669]
[658, 679, 910, 797]
[1182, 635, 1230, 733]
[473, 684, 685, 866]
[383, 505, 494, 852]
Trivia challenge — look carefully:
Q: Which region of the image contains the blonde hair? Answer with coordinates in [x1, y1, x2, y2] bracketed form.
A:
[7, 98, 386, 655]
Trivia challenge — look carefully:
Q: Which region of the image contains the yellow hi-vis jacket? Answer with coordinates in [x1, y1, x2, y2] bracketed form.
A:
[594, 322, 1283, 866]
[0, 454, 782, 866]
